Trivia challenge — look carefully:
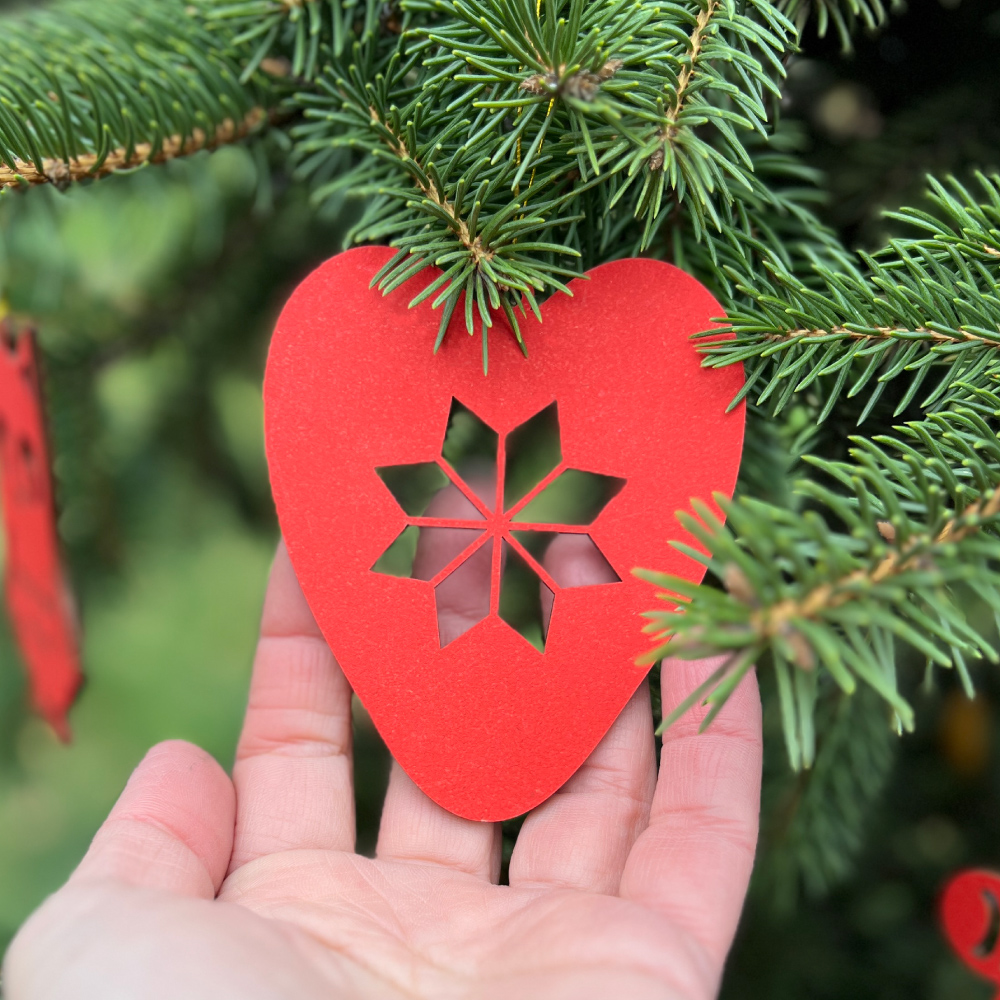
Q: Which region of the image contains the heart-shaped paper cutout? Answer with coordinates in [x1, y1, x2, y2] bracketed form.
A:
[265, 246, 744, 821]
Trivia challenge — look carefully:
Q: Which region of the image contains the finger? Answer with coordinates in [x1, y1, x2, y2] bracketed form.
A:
[376, 477, 501, 880]
[414, 510, 494, 646]
[539, 533, 619, 633]
[509, 685, 655, 894]
[71, 740, 234, 898]
[620, 655, 762, 969]
[229, 541, 355, 872]
[376, 762, 501, 880]
[509, 532, 656, 894]
[413, 475, 494, 645]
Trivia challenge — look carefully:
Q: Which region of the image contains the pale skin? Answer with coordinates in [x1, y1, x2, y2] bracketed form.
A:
[4, 497, 763, 1000]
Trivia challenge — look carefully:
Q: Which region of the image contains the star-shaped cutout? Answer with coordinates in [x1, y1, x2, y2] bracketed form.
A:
[373, 399, 624, 649]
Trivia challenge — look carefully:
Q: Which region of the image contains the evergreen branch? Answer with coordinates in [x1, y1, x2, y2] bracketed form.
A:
[638, 386, 1000, 768]
[364, 105, 494, 266]
[651, 0, 719, 166]
[296, 41, 585, 363]
[0, 108, 266, 188]
[290, 0, 797, 359]
[194, 0, 388, 80]
[670, 124, 856, 303]
[598, 0, 795, 248]
[754, 488, 1000, 637]
[775, 0, 901, 52]
[699, 173, 1000, 422]
[0, 0, 272, 190]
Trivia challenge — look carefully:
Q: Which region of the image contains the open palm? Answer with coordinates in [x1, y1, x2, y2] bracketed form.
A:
[6, 528, 761, 1000]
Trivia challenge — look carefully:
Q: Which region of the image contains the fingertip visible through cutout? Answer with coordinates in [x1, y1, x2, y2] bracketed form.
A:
[510, 531, 621, 587]
[414, 527, 486, 583]
[372, 525, 485, 583]
[435, 536, 494, 646]
[371, 395, 625, 652]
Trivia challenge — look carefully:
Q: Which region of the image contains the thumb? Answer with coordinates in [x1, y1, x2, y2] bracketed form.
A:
[71, 740, 235, 899]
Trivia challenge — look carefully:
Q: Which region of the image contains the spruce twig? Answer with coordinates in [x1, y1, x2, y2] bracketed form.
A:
[776, 0, 901, 52]
[0, 109, 266, 188]
[699, 173, 1000, 421]
[0, 0, 274, 190]
[648, 0, 720, 170]
[754, 488, 1000, 637]
[639, 387, 1000, 767]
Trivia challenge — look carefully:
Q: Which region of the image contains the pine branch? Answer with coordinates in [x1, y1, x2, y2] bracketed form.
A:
[288, 0, 796, 357]
[652, 0, 719, 162]
[670, 124, 856, 305]
[194, 0, 386, 81]
[591, 0, 795, 246]
[775, 0, 901, 52]
[699, 173, 1000, 423]
[638, 385, 1000, 768]
[755, 488, 1000, 640]
[293, 35, 585, 365]
[366, 109, 492, 266]
[0, 108, 265, 188]
[0, 0, 273, 190]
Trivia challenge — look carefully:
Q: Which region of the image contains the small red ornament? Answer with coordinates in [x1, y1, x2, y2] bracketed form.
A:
[0, 320, 82, 739]
[941, 869, 1000, 996]
[264, 247, 744, 820]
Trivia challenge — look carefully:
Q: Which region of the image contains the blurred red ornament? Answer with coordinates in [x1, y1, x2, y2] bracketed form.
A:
[0, 320, 82, 739]
[941, 868, 1000, 996]
[265, 247, 745, 820]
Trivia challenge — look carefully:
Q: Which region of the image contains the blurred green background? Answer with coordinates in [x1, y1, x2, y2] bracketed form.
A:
[2, 2, 1000, 996]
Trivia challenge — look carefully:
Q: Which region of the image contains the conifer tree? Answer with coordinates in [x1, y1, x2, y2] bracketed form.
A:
[1, 0, 999, 931]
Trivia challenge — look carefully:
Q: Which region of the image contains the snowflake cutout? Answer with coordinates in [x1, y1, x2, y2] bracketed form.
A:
[372, 399, 625, 649]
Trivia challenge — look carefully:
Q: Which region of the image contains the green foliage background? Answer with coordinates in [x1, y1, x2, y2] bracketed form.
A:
[1, 1, 1000, 997]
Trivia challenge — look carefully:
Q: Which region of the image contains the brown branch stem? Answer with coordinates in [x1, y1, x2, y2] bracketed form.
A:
[0, 108, 266, 189]
[753, 488, 1000, 637]
[370, 107, 494, 266]
[650, 1, 718, 169]
[756, 324, 1000, 347]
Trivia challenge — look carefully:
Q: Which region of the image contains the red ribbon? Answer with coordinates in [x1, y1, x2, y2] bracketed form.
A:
[0, 321, 82, 739]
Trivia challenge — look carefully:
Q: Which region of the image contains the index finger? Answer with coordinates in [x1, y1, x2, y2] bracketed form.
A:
[619, 655, 762, 969]
[229, 541, 356, 872]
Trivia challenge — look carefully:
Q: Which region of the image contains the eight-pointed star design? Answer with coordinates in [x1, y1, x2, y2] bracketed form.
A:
[373, 400, 625, 649]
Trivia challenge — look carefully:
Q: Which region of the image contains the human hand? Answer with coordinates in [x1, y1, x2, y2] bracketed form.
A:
[5, 513, 762, 1000]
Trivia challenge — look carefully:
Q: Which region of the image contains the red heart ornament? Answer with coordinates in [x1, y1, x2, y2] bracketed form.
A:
[941, 869, 1000, 995]
[264, 246, 744, 821]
